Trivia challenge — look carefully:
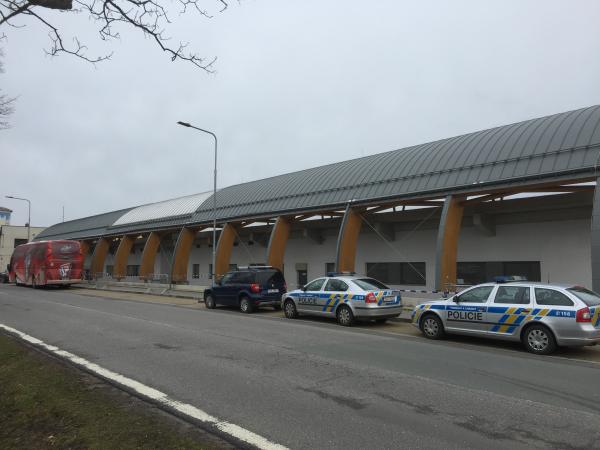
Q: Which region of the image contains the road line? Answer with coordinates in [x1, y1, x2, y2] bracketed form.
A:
[0, 323, 288, 450]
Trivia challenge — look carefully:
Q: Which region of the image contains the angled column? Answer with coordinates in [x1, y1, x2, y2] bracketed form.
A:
[90, 237, 110, 278]
[140, 232, 162, 281]
[79, 241, 91, 259]
[215, 223, 237, 279]
[335, 206, 362, 273]
[113, 235, 135, 280]
[170, 228, 198, 284]
[266, 216, 291, 271]
[435, 195, 465, 291]
[592, 179, 600, 292]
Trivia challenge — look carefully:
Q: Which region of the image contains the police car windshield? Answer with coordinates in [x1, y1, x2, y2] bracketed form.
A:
[567, 287, 600, 306]
[352, 278, 389, 290]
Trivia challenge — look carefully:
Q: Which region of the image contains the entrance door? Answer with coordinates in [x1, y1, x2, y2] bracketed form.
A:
[297, 269, 307, 289]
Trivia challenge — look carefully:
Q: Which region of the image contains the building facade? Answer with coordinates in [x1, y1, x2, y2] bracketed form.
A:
[35, 105, 600, 291]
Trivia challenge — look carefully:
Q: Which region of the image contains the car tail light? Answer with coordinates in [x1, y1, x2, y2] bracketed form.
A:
[250, 283, 261, 293]
[576, 307, 592, 323]
[365, 292, 377, 304]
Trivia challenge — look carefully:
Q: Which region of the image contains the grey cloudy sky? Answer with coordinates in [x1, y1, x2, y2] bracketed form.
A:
[2, 0, 600, 227]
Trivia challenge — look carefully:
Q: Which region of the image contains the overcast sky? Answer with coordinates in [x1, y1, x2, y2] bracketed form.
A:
[1, 0, 600, 227]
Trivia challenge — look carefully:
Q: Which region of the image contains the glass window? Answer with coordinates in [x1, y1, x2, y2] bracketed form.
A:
[255, 270, 284, 285]
[229, 272, 253, 284]
[457, 286, 494, 303]
[126, 265, 140, 277]
[352, 278, 389, 290]
[324, 279, 349, 292]
[365, 262, 426, 285]
[325, 262, 335, 275]
[304, 278, 325, 291]
[535, 288, 574, 306]
[220, 273, 234, 285]
[192, 264, 200, 279]
[567, 287, 600, 306]
[493, 286, 530, 304]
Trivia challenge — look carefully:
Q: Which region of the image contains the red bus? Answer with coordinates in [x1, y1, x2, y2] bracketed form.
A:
[9, 240, 84, 288]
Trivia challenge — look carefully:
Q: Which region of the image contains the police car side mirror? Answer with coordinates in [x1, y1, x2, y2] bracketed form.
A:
[453, 295, 460, 303]
[301, 285, 307, 291]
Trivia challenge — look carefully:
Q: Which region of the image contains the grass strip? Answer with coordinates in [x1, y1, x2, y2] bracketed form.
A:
[0, 333, 227, 450]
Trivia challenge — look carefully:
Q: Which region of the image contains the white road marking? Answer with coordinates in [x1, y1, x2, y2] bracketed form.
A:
[0, 323, 288, 450]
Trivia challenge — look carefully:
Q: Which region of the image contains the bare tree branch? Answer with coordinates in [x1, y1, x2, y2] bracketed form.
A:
[0, 0, 228, 70]
[0, 48, 16, 129]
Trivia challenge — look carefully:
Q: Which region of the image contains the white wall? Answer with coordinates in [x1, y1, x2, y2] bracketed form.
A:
[106, 218, 593, 289]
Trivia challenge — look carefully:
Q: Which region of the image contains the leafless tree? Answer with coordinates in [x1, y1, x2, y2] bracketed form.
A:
[0, 49, 16, 129]
[0, 0, 229, 70]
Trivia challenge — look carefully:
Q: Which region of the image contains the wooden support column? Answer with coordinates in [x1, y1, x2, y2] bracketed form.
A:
[90, 237, 110, 278]
[79, 241, 90, 259]
[266, 216, 291, 271]
[215, 223, 237, 279]
[170, 228, 198, 284]
[335, 206, 362, 273]
[113, 235, 135, 280]
[140, 232, 162, 281]
[435, 195, 465, 291]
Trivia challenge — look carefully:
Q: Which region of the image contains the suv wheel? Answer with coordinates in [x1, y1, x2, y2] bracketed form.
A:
[336, 305, 354, 327]
[205, 294, 216, 309]
[523, 325, 557, 355]
[283, 299, 298, 319]
[240, 296, 254, 314]
[420, 314, 445, 339]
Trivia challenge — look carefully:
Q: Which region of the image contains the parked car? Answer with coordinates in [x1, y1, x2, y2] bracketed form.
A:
[413, 282, 600, 354]
[282, 273, 402, 326]
[203, 266, 287, 313]
[0, 271, 9, 283]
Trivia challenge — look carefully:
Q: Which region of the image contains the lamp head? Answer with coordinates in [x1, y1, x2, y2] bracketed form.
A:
[177, 121, 191, 127]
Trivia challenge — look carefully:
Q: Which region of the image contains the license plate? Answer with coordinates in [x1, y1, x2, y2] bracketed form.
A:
[268, 289, 279, 293]
[384, 296, 396, 303]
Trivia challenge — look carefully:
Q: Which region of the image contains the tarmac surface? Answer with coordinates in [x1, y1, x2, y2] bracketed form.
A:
[2, 283, 600, 449]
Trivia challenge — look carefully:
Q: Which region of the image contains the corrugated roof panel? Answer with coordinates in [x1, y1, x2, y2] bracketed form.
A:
[112, 192, 212, 226]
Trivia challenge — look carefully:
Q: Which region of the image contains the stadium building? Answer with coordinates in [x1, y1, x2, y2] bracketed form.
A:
[36, 106, 600, 292]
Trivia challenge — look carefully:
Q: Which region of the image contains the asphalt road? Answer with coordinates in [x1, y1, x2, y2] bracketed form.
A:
[2, 284, 600, 449]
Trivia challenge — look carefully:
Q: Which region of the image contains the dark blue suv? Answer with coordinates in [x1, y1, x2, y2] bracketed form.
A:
[203, 267, 287, 313]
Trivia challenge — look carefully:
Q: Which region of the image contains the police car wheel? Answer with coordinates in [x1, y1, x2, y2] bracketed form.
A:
[336, 305, 354, 327]
[284, 300, 298, 319]
[421, 314, 444, 339]
[205, 295, 216, 309]
[240, 296, 254, 314]
[524, 325, 557, 355]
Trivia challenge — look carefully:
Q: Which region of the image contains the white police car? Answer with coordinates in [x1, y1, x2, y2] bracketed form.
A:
[282, 274, 402, 326]
[412, 282, 600, 354]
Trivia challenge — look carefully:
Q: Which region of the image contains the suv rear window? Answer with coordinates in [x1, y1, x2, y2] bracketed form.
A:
[352, 278, 389, 290]
[255, 270, 285, 286]
[567, 287, 600, 307]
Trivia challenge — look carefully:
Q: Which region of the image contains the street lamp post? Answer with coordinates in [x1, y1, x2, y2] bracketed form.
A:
[177, 121, 218, 287]
[5, 195, 31, 242]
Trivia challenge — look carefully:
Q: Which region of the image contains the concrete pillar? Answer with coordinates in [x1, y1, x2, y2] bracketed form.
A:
[434, 195, 464, 291]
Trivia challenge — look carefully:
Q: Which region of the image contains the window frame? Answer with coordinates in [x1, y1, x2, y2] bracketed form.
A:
[324, 278, 349, 292]
[304, 278, 326, 292]
[492, 285, 531, 305]
[456, 285, 495, 304]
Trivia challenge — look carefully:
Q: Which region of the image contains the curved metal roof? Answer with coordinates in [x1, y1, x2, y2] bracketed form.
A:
[35, 208, 133, 241]
[192, 105, 600, 222]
